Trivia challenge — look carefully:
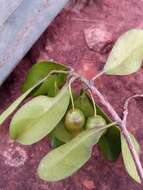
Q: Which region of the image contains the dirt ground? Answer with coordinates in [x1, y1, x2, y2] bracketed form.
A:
[0, 0, 143, 189]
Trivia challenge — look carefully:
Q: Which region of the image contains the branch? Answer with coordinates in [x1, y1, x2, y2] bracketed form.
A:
[81, 78, 122, 124]
[123, 94, 143, 126]
[122, 94, 143, 181]
[80, 77, 143, 183]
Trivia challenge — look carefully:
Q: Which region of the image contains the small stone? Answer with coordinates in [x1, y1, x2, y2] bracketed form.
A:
[82, 179, 95, 190]
[84, 24, 114, 53]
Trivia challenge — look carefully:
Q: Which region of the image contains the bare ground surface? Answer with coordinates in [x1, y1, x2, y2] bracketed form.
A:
[1, 0, 143, 189]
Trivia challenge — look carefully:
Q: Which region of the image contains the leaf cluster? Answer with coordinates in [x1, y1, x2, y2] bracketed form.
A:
[0, 29, 143, 183]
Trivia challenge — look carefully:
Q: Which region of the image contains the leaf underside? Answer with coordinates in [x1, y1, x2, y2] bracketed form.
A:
[104, 29, 143, 75]
[49, 121, 72, 143]
[121, 133, 141, 183]
[9, 85, 70, 145]
[38, 127, 107, 181]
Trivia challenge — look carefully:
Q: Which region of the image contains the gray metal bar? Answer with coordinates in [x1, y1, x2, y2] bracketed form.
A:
[0, 0, 23, 26]
[0, 0, 69, 86]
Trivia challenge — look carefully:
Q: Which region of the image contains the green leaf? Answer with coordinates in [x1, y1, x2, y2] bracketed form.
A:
[50, 121, 72, 143]
[34, 75, 60, 97]
[9, 85, 70, 145]
[98, 126, 121, 161]
[0, 73, 53, 125]
[38, 126, 107, 182]
[121, 133, 141, 183]
[130, 134, 141, 153]
[104, 29, 143, 75]
[0, 90, 31, 125]
[96, 104, 121, 161]
[22, 61, 67, 96]
[48, 121, 71, 148]
[48, 135, 64, 149]
[74, 93, 94, 118]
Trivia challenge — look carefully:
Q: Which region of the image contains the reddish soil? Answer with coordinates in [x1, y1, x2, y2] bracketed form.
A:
[1, 0, 143, 189]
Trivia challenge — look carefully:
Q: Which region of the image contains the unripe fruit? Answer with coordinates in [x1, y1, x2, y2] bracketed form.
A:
[86, 115, 106, 130]
[65, 109, 85, 132]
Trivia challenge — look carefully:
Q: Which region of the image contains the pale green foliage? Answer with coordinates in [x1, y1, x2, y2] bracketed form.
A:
[38, 126, 107, 181]
[22, 61, 67, 94]
[9, 85, 70, 145]
[0, 90, 31, 125]
[0, 74, 52, 125]
[104, 29, 143, 75]
[50, 121, 72, 143]
[121, 133, 141, 183]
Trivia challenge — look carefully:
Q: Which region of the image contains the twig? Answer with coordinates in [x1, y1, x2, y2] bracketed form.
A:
[92, 71, 105, 81]
[122, 94, 143, 181]
[123, 94, 143, 125]
[82, 78, 122, 124]
[122, 123, 143, 182]
[80, 77, 143, 183]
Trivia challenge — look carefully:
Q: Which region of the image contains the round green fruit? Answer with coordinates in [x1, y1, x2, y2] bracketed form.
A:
[86, 115, 106, 130]
[65, 109, 85, 132]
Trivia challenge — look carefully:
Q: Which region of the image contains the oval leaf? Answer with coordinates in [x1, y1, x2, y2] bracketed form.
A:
[9, 85, 70, 145]
[50, 121, 72, 143]
[98, 126, 121, 161]
[121, 133, 141, 183]
[74, 92, 94, 118]
[104, 29, 143, 75]
[22, 61, 67, 95]
[48, 135, 64, 149]
[34, 75, 60, 97]
[38, 126, 107, 182]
